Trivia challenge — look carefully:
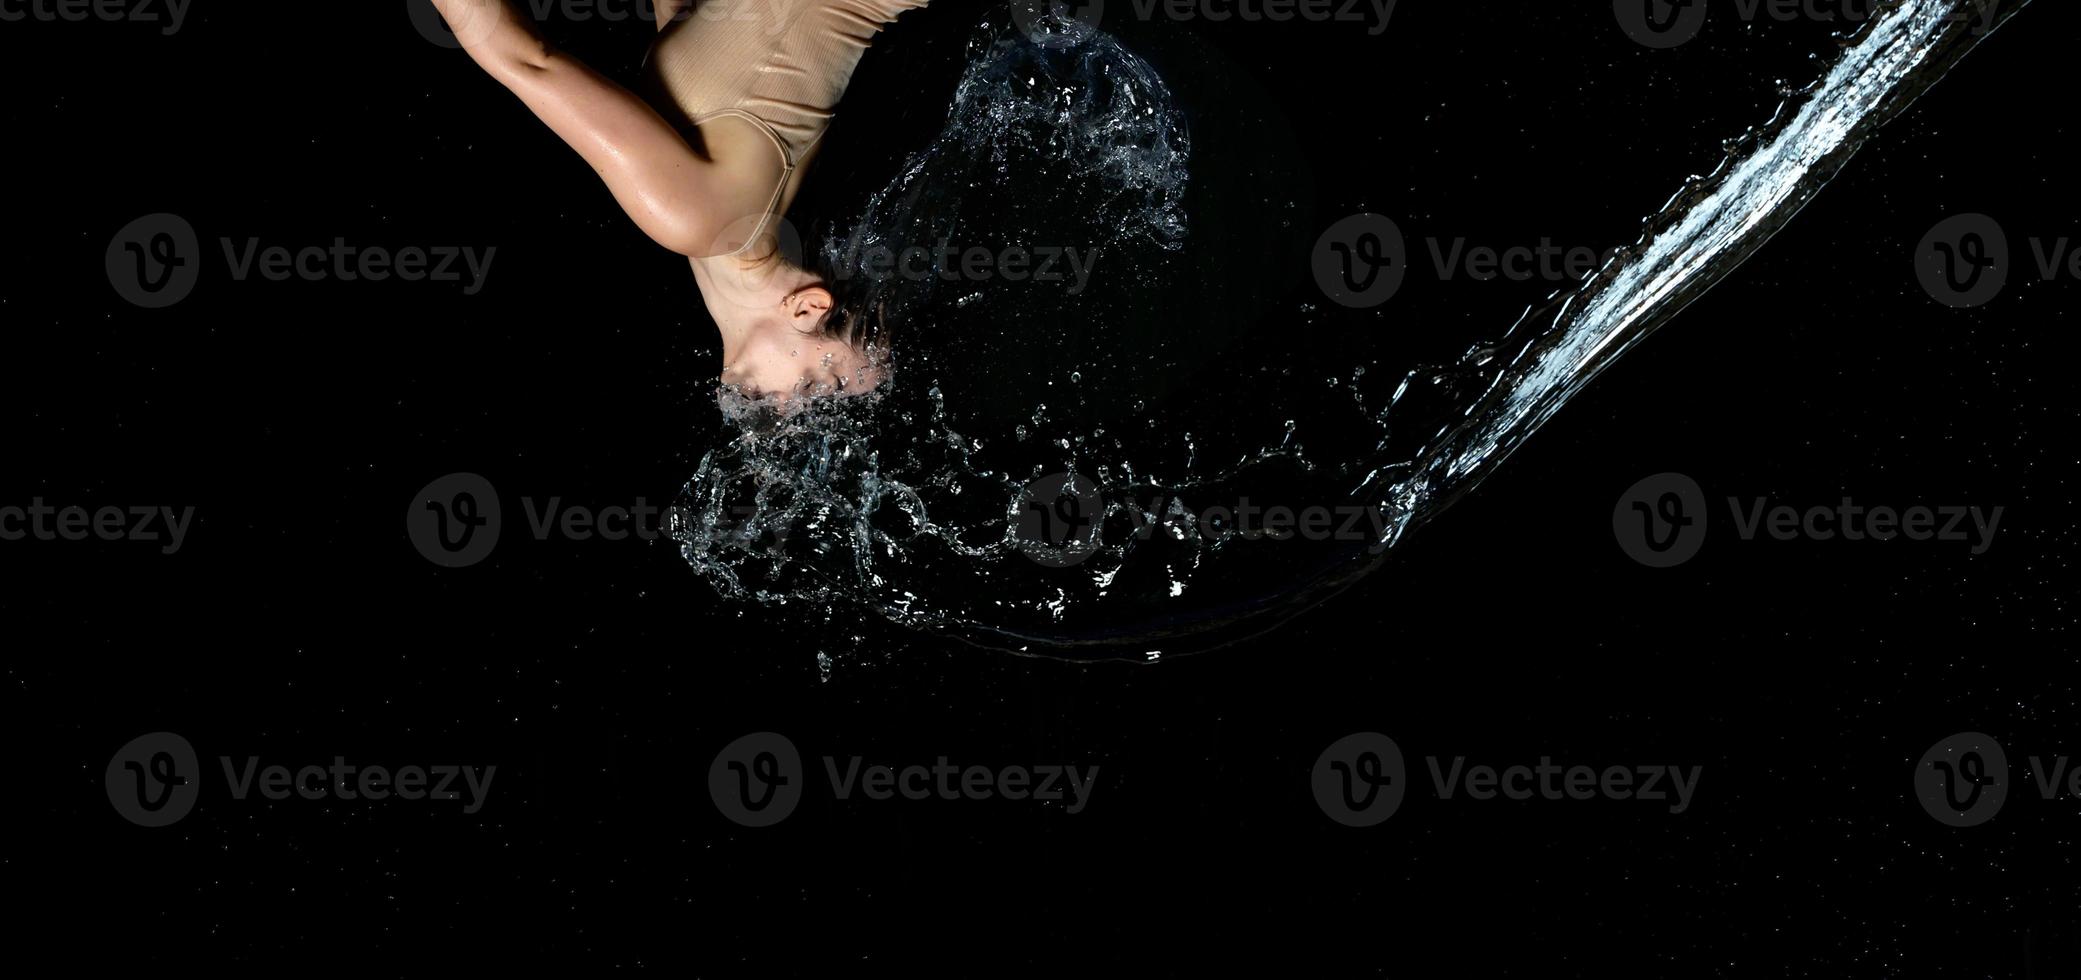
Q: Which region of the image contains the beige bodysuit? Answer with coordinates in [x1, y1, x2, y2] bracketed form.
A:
[646, 0, 932, 252]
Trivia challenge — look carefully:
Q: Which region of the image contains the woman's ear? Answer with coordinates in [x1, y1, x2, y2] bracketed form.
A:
[785, 286, 834, 324]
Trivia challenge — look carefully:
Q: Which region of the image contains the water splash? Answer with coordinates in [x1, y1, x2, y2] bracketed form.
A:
[673, 0, 2032, 662]
[1381, 0, 2032, 540]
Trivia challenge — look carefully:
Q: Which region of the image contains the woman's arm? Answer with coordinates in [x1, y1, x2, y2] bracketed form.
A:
[429, 0, 738, 256]
[653, 0, 695, 31]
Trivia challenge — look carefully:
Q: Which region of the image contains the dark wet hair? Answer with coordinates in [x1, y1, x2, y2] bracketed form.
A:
[803, 217, 907, 354]
[810, 248, 889, 350]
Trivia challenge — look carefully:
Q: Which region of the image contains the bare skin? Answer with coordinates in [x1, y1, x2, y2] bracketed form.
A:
[429, 0, 879, 400]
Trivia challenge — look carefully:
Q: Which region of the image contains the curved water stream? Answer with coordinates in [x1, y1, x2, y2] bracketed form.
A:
[671, 0, 2034, 663]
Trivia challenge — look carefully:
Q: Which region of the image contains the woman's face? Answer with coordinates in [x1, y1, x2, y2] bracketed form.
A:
[718, 322, 882, 401]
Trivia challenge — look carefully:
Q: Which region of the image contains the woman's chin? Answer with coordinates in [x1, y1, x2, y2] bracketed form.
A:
[716, 357, 886, 414]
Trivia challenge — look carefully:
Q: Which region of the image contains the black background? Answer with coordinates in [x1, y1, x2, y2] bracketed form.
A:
[6, 0, 2078, 973]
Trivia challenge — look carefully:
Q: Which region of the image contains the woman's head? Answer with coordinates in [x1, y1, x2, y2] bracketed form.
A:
[696, 242, 885, 402]
[716, 295, 884, 399]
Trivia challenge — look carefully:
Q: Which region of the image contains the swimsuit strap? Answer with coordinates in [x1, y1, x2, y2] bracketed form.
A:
[693, 109, 827, 257]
